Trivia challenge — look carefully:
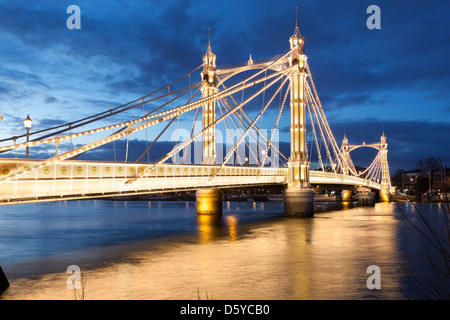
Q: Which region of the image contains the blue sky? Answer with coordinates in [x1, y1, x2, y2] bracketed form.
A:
[0, 0, 449, 173]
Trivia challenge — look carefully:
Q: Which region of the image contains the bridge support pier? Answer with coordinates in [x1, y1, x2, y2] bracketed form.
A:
[284, 187, 314, 217]
[380, 190, 391, 202]
[356, 187, 376, 206]
[196, 189, 223, 215]
[390, 186, 397, 201]
[341, 190, 353, 202]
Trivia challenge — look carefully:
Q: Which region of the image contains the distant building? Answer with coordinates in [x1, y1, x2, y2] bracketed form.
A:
[392, 167, 450, 196]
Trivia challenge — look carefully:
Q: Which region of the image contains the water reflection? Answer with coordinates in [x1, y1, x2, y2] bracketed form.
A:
[196, 215, 225, 244]
[0, 201, 443, 299]
[226, 216, 238, 242]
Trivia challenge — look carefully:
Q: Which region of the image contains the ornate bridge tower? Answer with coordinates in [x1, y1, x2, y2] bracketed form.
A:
[380, 133, 391, 201]
[201, 34, 218, 165]
[196, 33, 222, 215]
[283, 21, 315, 217]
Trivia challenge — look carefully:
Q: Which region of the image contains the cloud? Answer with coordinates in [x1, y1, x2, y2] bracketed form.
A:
[44, 96, 58, 104]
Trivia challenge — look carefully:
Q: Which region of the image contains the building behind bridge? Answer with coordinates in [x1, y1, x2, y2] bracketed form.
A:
[392, 167, 450, 199]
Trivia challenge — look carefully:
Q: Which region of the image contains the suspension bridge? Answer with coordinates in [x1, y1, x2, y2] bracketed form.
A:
[0, 19, 392, 216]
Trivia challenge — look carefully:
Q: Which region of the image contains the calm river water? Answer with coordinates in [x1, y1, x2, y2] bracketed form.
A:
[0, 199, 448, 300]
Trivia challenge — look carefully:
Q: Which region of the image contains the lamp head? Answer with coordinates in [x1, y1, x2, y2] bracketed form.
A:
[24, 114, 33, 130]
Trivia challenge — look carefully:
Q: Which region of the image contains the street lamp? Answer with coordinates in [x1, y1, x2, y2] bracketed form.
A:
[24, 114, 32, 159]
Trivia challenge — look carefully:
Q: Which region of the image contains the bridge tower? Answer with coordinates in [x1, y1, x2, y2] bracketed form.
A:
[283, 19, 315, 217]
[342, 133, 350, 176]
[380, 132, 391, 202]
[196, 32, 223, 215]
[201, 31, 218, 165]
[340, 133, 354, 201]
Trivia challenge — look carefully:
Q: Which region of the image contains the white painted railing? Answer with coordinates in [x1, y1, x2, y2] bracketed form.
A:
[0, 158, 381, 205]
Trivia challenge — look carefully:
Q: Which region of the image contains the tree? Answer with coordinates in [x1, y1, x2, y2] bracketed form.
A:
[416, 176, 429, 194]
[416, 157, 440, 172]
[398, 158, 450, 299]
[424, 157, 440, 172]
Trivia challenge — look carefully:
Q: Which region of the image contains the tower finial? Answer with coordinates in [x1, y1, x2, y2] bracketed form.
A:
[205, 28, 213, 55]
[293, 7, 301, 36]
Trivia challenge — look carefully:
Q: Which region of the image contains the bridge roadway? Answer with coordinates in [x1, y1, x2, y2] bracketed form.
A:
[0, 158, 381, 205]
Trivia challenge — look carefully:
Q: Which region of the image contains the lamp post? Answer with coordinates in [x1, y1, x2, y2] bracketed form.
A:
[23, 114, 32, 159]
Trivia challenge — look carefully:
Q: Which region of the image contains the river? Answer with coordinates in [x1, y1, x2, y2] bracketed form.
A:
[0, 199, 448, 300]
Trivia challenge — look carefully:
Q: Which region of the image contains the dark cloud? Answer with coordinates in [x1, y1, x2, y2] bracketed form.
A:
[44, 96, 58, 104]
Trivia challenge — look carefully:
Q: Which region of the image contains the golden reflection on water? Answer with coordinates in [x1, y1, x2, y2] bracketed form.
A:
[2, 203, 407, 300]
[226, 216, 238, 242]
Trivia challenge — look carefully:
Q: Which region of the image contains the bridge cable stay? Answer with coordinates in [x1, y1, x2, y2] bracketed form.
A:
[365, 151, 383, 182]
[219, 88, 289, 165]
[122, 48, 297, 183]
[306, 96, 324, 171]
[169, 63, 292, 168]
[176, 54, 287, 168]
[305, 83, 340, 173]
[0, 64, 204, 147]
[258, 81, 290, 170]
[58, 81, 204, 162]
[217, 100, 247, 165]
[305, 62, 348, 174]
[179, 73, 199, 165]
[221, 98, 278, 165]
[304, 61, 384, 183]
[219, 97, 265, 166]
[219, 98, 264, 166]
[135, 85, 203, 164]
[220, 97, 288, 167]
[0, 81, 202, 158]
[219, 74, 291, 167]
[1, 47, 284, 157]
[181, 96, 202, 165]
[124, 68, 290, 185]
[110, 111, 117, 161]
[219, 85, 263, 156]
[209, 74, 290, 181]
[142, 98, 150, 163]
[158, 70, 288, 170]
[0, 64, 285, 185]
[0, 82, 207, 183]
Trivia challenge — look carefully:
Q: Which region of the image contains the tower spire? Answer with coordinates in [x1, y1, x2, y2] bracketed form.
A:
[293, 7, 301, 36]
[206, 28, 213, 55]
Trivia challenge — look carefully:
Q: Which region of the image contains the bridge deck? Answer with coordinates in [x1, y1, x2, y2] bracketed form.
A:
[0, 159, 381, 205]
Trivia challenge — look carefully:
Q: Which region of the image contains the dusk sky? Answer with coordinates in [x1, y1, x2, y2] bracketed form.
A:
[0, 0, 449, 174]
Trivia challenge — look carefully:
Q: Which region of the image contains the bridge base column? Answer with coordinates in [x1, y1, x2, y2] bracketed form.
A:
[390, 186, 397, 201]
[341, 190, 353, 202]
[356, 187, 376, 206]
[196, 189, 223, 215]
[380, 190, 391, 202]
[284, 187, 314, 217]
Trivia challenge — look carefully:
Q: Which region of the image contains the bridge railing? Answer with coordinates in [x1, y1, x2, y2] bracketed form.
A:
[310, 170, 381, 190]
[0, 159, 287, 204]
